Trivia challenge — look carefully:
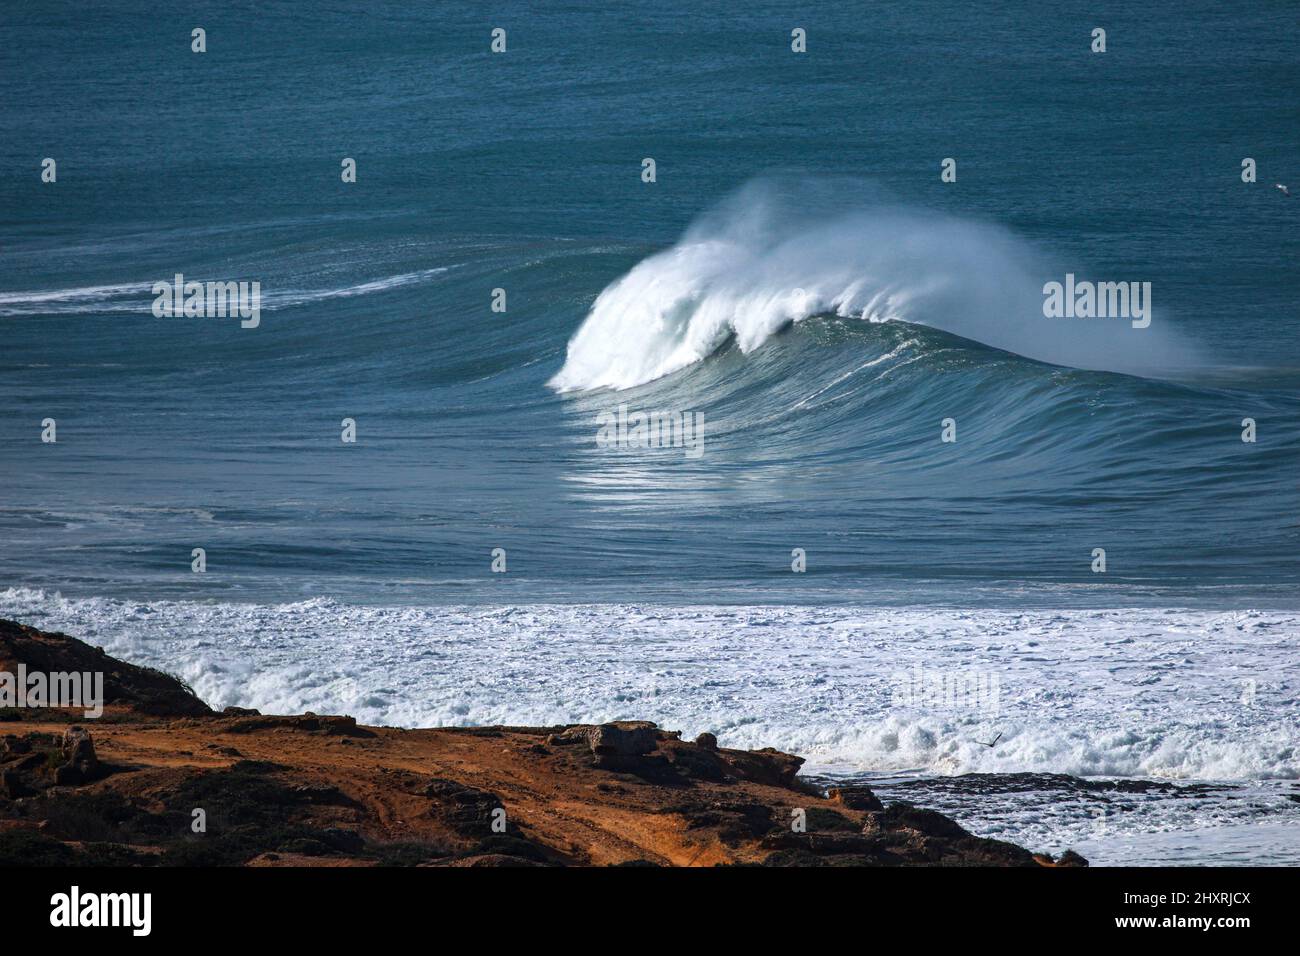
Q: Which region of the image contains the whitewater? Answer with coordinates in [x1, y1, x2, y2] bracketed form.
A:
[5, 588, 1296, 863]
[3, 587, 1293, 779]
[550, 179, 1196, 392]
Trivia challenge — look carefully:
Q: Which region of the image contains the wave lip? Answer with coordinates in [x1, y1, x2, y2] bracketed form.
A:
[550, 178, 1192, 392]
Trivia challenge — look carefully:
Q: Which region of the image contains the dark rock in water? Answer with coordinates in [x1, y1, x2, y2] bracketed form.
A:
[870, 801, 970, 840]
[1055, 849, 1089, 867]
[829, 785, 884, 812]
[824, 799, 1063, 866]
[879, 771, 1226, 798]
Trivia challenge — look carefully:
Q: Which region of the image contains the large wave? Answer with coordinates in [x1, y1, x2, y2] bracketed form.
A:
[550, 178, 1193, 391]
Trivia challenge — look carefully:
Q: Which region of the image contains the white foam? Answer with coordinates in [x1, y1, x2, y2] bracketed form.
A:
[1, 588, 1293, 784]
[0, 281, 155, 305]
[0, 268, 454, 317]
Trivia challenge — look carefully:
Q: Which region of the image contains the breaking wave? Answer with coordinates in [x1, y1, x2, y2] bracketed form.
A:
[550, 178, 1193, 391]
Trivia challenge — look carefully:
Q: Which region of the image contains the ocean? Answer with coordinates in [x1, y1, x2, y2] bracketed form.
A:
[1, 1, 1297, 864]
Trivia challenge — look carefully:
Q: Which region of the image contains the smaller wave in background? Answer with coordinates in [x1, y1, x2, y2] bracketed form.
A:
[0, 267, 457, 318]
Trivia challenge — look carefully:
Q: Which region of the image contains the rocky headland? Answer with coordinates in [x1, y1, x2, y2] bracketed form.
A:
[0, 618, 1086, 867]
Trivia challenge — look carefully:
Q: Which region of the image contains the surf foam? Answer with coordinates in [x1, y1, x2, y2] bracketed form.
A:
[1, 588, 1292, 783]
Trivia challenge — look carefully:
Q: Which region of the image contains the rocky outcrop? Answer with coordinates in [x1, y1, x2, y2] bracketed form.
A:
[0, 618, 210, 718]
[219, 713, 374, 737]
[551, 720, 660, 756]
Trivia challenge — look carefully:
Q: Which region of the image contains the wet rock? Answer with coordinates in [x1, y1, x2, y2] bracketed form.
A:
[856, 801, 1046, 866]
[868, 801, 969, 839]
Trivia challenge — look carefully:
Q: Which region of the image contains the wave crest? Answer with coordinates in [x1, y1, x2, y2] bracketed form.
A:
[550, 178, 1191, 392]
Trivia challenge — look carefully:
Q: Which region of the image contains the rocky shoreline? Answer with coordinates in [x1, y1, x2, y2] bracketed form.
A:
[0, 618, 1086, 867]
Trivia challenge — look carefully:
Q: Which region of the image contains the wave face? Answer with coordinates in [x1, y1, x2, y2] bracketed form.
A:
[1, 182, 1298, 607]
[551, 179, 1193, 391]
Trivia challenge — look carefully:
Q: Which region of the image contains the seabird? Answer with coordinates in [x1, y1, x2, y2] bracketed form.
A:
[977, 732, 1002, 748]
[1276, 183, 1291, 197]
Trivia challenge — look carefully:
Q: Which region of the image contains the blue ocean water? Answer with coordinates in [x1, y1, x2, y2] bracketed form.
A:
[3, 2, 1299, 864]
[2, 2, 1298, 607]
